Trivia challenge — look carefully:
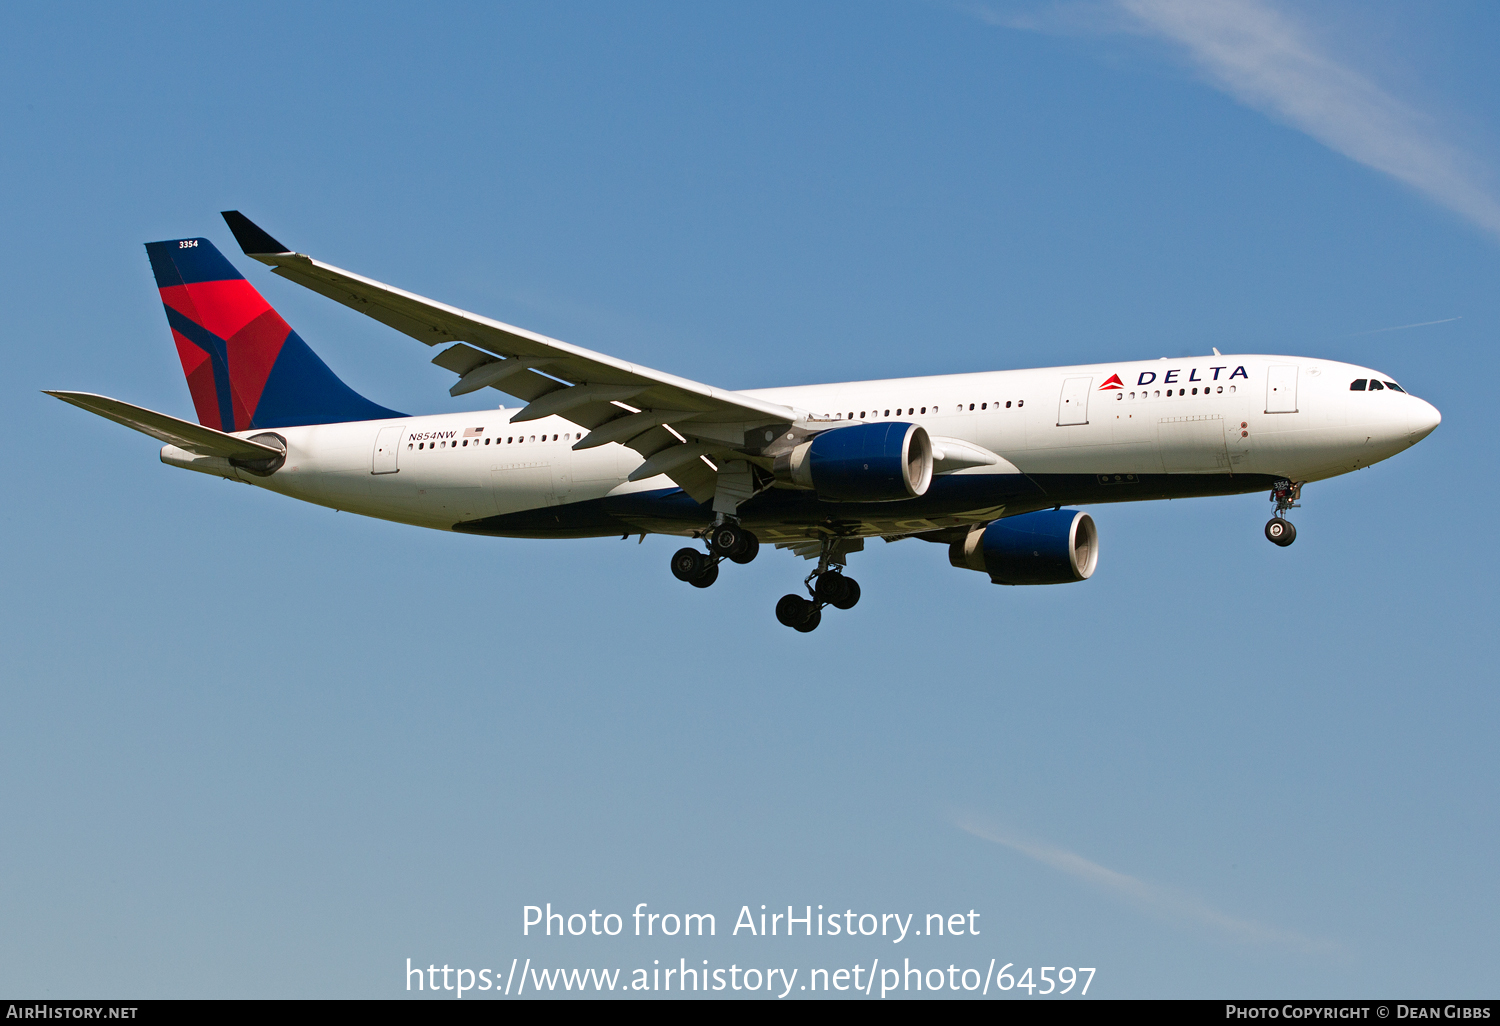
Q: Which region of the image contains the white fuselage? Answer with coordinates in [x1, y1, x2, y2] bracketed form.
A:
[161, 355, 1440, 535]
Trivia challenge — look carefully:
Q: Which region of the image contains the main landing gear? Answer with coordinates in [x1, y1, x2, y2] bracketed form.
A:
[775, 538, 861, 633]
[1265, 479, 1301, 547]
[669, 520, 759, 589]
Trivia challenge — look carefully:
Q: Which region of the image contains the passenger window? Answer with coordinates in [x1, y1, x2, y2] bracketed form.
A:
[1016, 400, 1023, 407]
[1384, 381, 1404, 392]
[1005, 401, 1011, 408]
[981, 403, 987, 410]
[920, 407, 926, 414]
[1350, 379, 1367, 390]
[1368, 380, 1384, 391]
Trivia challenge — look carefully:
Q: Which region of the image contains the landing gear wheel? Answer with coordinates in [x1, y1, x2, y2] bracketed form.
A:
[1265, 518, 1296, 547]
[814, 573, 861, 610]
[831, 577, 860, 610]
[689, 562, 719, 588]
[707, 524, 746, 558]
[671, 547, 707, 582]
[776, 594, 820, 631]
[728, 531, 760, 564]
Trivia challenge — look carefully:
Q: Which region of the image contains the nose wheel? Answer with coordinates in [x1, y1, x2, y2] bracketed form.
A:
[1265, 479, 1302, 547]
[1265, 517, 1296, 546]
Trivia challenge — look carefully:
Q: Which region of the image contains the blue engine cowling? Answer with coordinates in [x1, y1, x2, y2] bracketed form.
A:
[776, 422, 933, 502]
[949, 509, 1098, 585]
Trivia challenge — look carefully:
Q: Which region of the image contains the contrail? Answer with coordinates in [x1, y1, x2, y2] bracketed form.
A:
[1338, 316, 1461, 339]
[961, 1, 1500, 244]
[956, 814, 1339, 954]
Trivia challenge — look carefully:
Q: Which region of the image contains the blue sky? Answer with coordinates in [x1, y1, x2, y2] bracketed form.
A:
[1, 0, 1495, 999]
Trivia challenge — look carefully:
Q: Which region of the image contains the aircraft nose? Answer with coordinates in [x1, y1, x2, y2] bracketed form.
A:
[1410, 398, 1441, 443]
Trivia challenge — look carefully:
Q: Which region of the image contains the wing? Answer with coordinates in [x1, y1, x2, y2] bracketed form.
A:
[222, 212, 801, 500]
[45, 391, 285, 460]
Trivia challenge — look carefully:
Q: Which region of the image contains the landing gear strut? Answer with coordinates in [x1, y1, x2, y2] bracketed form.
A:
[670, 519, 759, 589]
[775, 535, 861, 632]
[1265, 479, 1301, 547]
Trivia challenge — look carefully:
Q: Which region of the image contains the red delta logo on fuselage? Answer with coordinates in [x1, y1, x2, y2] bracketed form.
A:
[1101, 366, 1251, 388]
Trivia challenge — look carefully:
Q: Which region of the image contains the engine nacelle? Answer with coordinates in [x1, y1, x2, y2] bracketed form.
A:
[775, 422, 933, 502]
[949, 509, 1099, 585]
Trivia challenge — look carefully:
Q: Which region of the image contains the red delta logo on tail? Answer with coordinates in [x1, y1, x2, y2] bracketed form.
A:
[145, 236, 402, 431]
[1098, 373, 1124, 390]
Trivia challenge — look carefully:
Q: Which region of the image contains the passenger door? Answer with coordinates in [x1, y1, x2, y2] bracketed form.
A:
[1057, 376, 1092, 426]
[371, 425, 403, 474]
[1265, 365, 1299, 413]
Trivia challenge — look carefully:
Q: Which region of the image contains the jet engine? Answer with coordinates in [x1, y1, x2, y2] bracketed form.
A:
[949, 509, 1098, 585]
[775, 422, 933, 502]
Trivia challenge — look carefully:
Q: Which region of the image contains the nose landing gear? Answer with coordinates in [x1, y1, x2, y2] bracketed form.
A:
[1264, 518, 1296, 546]
[1265, 479, 1301, 547]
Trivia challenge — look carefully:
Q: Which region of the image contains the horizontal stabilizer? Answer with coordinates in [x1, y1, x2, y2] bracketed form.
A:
[44, 391, 284, 459]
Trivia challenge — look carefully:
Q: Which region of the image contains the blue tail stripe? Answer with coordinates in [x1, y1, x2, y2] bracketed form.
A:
[163, 306, 236, 433]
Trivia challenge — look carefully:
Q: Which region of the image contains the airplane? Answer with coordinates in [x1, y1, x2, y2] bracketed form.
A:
[48, 212, 1442, 631]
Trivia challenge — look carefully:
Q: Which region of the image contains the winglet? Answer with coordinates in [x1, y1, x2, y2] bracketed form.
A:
[221, 210, 292, 257]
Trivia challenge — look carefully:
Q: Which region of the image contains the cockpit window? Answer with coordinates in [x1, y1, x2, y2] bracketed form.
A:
[1368, 379, 1385, 390]
[1384, 381, 1405, 392]
[1350, 379, 1367, 391]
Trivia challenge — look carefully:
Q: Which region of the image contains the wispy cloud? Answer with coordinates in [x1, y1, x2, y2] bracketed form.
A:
[957, 814, 1339, 953]
[961, 0, 1500, 242]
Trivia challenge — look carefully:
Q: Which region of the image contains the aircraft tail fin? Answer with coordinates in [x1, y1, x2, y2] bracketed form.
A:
[144, 235, 403, 430]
